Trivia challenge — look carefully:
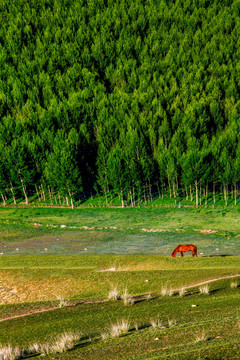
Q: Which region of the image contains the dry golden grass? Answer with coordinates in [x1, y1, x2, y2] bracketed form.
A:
[0, 271, 98, 304]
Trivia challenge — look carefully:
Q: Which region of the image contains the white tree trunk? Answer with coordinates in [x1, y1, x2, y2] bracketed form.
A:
[10, 181, 17, 205]
[190, 184, 193, 202]
[167, 175, 172, 198]
[223, 184, 228, 206]
[41, 184, 46, 201]
[20, 177, 28, 204]
[213, 183, 216, 205]
[205, 184, 208, 208]
[1, 194, 6, 206]
[121, 190, 124, 208]
[234, 183, 237, 206]
[194, 181, 198, 208]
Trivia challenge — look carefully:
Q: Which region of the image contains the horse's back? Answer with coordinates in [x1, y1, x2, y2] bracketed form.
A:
[179, 244, 197, 251]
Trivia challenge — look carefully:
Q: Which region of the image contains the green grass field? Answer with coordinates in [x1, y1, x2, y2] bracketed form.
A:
[0, 255, 239, 359]
[0, 207, 240, 359]
[0, 206, 240, 256]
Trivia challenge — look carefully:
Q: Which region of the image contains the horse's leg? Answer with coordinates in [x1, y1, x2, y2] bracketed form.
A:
[180, 251, 184, 257]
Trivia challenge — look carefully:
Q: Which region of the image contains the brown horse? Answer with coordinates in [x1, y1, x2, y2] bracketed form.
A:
[171, 244, 197, 257]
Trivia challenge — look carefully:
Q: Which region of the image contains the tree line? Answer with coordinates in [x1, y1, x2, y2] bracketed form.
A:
[0, 0, 240, 208]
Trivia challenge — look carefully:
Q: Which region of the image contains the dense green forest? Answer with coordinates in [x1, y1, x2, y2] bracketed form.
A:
[0, 0, 240, 207]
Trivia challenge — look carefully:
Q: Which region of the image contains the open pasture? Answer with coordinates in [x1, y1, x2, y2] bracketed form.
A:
[0, 207, 240, 256]
[0, 207, 239, 359]
[0, 255, 239, 359]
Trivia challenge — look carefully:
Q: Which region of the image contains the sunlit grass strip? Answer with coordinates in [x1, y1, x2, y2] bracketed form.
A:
[194, 332, 207, 343]
[150, 316, 163, 329]
[160, 287, 169, 296]
[108, 286, 121, 300]
[168, 319, 177, 327]
[230, 281, 238, 288]
[199, 285, 210, 294]
[101, 319, 132, 340]
[122, 288, 134, 305]
[110, 319, 131, 337]
[0, 345, 22, 360]
[0, 332, 81, 359]
[178, 287, 186, 297]
[56, 295, 69, 308]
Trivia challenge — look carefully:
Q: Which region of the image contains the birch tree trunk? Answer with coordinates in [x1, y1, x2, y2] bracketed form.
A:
[167, 175, 172, 198]
[1, 194, 6, 206]
[194, 181, 198, 208]
[129, 188, 133, 207]
[104, 189, 108, 205]
[205, 184, 208, 208]
[173, 181, 177, 205]
[223, 184, 228, 206]
[35, 184, 41, 202]
[148, 180, 153, 202]
[190, 185, 193, 202]
[199, 184, 201, 206]
[121, 190, 124, 208]
[234, 183, 237, 206]
[143, 187, 147, 205]
[10, 181, 17, 205]
[41, 184, 46, 201]
[48, 187, 53, 205]
[20, 177, 28, 204]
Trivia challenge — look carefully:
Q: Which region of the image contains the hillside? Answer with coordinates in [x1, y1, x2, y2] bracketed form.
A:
[0, 0, 240, 206]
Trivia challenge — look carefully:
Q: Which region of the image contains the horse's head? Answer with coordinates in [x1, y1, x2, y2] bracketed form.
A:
[171, 252, 176, 257]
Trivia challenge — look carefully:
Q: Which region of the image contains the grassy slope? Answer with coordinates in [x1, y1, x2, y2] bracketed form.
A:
[0, 255, 239, 305]
[0, 255, 239, 359]
[0, 207, 239, 358]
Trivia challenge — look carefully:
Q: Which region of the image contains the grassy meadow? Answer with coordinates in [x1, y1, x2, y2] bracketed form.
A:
[0, 206, 239, 359]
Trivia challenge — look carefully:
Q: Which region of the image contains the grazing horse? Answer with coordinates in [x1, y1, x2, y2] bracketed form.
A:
[171, 244, 197, 257]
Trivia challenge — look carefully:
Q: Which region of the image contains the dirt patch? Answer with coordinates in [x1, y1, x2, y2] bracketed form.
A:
[0, 271, 98, 305]
[0, 298, 108, 323]
[98, 267, 118, 272]
[141, 228, 167, 232]
[199, 229, 217, 234]
[0, 282, 20, 303]
[177, 274, 240, 291]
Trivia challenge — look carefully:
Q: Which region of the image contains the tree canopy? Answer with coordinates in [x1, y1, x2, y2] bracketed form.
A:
[0, 0, 240, 206]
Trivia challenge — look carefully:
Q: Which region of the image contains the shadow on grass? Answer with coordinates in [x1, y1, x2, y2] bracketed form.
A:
[209, 288, 222, 295]
[72, 336, 100, 351]
[206, 255, 233, 257]
[133, 295, 158, 304]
